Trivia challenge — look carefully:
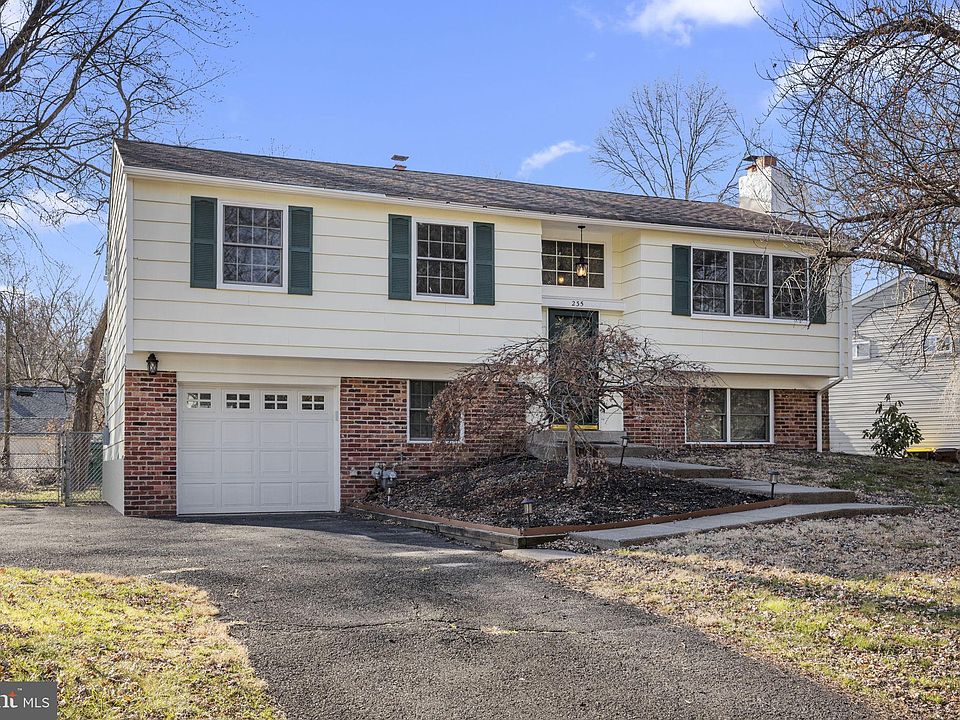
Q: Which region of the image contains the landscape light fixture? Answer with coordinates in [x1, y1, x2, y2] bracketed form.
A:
[146, 353, 159, 376]
[575, 225, 588, 278]
[767, 469, 780, 499]
[619, 435, 629, 469]
[521, 498, 534, 527]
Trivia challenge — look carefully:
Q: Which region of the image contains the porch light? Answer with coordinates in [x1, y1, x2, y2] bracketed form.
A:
[575, 224, 588, 278]
[146, 353, 159, 376]
[767, 470, 780, 498]
[521, 497, 534, 526]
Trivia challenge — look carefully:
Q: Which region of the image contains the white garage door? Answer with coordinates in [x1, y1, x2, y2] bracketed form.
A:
[177, 386, 338, 514]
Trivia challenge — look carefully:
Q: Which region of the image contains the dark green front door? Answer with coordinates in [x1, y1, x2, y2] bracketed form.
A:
[548, 308, 600, 428]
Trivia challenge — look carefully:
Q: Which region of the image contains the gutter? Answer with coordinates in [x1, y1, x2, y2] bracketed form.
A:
[816, 376, 844, 453]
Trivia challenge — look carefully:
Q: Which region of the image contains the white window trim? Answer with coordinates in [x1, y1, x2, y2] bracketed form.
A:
[216, 199, 288, 293]
[852, 339, 871, 361]
[411, 217, 473, 304]
[183, 389, 216, 411]
[406, 380, 464, 444]
[300, 393, 326, 411]
[684, 388, 775, 445]
[540, 235, 614, 299]
[262, 391, 290, 411]
[924, 334, 955, 355]
[224, 390, 253, 412]
[691, 247, 811, 323]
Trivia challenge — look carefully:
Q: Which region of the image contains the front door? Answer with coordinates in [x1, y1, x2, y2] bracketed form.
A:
[547, 308, 600, 429]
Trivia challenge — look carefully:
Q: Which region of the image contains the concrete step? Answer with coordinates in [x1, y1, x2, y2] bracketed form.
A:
[606, 456, 733, 479]
[689, 477, 858, 504]
[527, 431, 658, 461]
[570, 503, 913, 549]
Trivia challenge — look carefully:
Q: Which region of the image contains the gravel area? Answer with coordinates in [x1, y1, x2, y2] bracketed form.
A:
[367, 454, 766, 527]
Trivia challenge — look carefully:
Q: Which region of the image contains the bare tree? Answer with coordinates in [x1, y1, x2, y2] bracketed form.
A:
[431, 324, 709, 487]
[0, 0, 240, 429]
[763, 0, 960, 348]
[593, 76, 741, 201]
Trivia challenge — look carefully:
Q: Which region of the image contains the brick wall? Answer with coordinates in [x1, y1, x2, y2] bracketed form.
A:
[123, 370, 177, 516]
[624, 388, 827, 450]
[339, 377, 524, 505]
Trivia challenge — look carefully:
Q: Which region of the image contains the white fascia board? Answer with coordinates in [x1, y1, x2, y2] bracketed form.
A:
[122, 165, 815, 245]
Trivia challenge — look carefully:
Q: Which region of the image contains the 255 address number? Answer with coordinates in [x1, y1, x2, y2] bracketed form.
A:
[570, 300, 585, 307]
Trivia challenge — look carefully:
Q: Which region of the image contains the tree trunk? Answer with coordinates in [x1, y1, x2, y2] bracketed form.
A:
[564, 419, 579, 487]
[71, 305, 106, 432]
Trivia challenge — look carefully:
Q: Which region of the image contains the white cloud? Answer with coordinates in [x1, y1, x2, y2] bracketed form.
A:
[518, 140, 589, 178]
[623, 0, 767, 44]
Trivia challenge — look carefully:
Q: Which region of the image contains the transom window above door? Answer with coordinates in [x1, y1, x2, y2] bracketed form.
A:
[541, 240, 604, 288]
[222, 205, 283, 287]
[416, 222, 468, 297]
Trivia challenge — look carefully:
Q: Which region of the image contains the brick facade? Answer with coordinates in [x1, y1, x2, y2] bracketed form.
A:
[339, 377, 524, 505]
[123, 370, 177, 516]
[624, 388, 828, 450]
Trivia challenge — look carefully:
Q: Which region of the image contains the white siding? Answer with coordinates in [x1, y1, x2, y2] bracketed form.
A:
[830, 282, 960, 453]
[103, 147, 130, 511]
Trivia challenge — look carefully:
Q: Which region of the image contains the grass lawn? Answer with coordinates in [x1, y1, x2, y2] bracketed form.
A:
[669, 448, 960, 506]
[0, 567, 282, 720]
[546, 511, 960, 720]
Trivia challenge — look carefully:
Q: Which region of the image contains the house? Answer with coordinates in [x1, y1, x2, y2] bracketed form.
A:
[7, 386, 74, 433]
[830, 277, 959, 454]
[102, 142, 850, 516]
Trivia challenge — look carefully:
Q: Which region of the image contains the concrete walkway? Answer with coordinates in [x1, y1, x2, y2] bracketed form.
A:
[570, 503, 912, 549]
[613, 456, 732, 478]
[689, 476, 858, 504]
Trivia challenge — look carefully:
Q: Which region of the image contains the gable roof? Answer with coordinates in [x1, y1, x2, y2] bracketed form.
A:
[116, 140, 815, 237]
[9, 386, 74, 432]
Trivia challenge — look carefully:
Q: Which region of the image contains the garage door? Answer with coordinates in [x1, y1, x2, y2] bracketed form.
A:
[177, 386, 338, 514]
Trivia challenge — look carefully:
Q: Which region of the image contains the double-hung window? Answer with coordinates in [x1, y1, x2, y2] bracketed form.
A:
[692, 248, 809, 320]
[408, 380, 460, 442]
[222, 205, 283, 287]
[687, 389, 773, 444]
[415, 222, 468, 298]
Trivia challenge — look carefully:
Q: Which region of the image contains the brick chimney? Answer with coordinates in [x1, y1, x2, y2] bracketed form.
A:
[738, 155, 798, 217]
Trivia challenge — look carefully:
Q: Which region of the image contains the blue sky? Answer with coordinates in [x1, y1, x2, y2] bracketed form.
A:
[39, 1, 795, 302]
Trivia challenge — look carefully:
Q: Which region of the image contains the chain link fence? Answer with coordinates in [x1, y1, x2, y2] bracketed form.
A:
[0, 431, 103, 505]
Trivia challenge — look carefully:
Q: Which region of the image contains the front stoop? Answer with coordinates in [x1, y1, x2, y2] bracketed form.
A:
[569, 503, 913, 549]
[527, 431, 658, 462]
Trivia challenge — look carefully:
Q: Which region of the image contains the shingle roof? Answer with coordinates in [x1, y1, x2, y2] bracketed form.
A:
[9, 387, 74, 432]
[116, 140, 814, 236]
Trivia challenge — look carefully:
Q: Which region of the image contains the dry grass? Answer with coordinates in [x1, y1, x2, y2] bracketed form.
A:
[0, 567, 282, 720]
[545, 510, 960, 720]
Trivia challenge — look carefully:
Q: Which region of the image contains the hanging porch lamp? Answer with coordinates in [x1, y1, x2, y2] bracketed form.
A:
[575, 225, 589, 278]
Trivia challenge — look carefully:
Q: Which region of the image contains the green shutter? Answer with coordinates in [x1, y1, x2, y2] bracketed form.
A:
[388, 214, 412, 300]
[473, 222, 495, 305]
[288, 206, 313, 295]
[810, 286, 827, 324]
[671, 244, 691, 316]
[190, 197, 217, 288]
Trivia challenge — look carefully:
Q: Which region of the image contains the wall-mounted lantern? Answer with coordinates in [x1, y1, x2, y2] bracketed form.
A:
[146, 353, 159, 376]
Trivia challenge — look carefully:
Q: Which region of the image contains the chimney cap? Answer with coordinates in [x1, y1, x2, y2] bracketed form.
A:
[391, 154, 409, 162]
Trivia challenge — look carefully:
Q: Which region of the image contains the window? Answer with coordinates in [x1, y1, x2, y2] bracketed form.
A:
[301, 394, 325, 411]
[852, 339, 871, 361]
[541, 240, 604, 288]
[225, 392, 251, 409]
[692, 249, 729, 314]
[772, 256, 808, 319]
[416, 222, 468, 297]
[263, 393, 288, 410]
[924, 335, 955, 355]
[692, 248, 809, 320]
[686, 388, 727, 442]
[186, 392, 212, 409]
[686, 388, 772, 444]
[222, 205, 283, 287]
[408, 380, 459, 442]
[733, 253, 768, 317]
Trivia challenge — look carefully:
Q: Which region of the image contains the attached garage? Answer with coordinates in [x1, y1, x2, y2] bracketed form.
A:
[177, 385, 338, 514]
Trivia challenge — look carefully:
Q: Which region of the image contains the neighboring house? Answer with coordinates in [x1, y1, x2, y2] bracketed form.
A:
[830, 278, 959, 453]
[103, 143, 849, 517]
[8, 386, 74, 433]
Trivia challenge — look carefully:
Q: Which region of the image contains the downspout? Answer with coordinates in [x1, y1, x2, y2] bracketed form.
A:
[816, 377, 844, 453]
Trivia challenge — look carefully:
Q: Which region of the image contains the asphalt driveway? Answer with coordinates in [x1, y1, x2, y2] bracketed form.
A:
[0, 506, 878, 720]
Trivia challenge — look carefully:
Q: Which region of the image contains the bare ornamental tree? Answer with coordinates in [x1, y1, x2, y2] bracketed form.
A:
[430, 324, 709, 487]
[0, 0, 240, 430]
[593, 76, 741, 201]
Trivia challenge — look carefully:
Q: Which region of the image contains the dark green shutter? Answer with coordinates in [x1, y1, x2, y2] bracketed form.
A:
[288, 206, 313, 295]
[810, 286, 827, 324]
[473, 222, 495, 305]
[190, 197, 217, 288]
[671, 244, 691, 316]
[388, 214, 412, 300]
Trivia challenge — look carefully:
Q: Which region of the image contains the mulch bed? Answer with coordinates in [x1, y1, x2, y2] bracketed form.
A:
[365, 455, 767, 528]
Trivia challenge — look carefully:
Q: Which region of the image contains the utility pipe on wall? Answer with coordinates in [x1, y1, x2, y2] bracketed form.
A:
[816, 377, 845, 453]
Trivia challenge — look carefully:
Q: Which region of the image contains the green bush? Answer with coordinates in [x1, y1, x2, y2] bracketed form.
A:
[862, 394, 923, 457]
